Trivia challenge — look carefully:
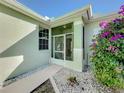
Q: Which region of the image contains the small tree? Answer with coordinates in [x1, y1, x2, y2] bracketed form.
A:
[90, 5, 124, 89]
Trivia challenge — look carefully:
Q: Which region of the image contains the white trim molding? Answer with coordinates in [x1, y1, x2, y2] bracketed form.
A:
[87, 12, 119, 23]
[0, 0, 118, 27]
[0, 0, 50, 26]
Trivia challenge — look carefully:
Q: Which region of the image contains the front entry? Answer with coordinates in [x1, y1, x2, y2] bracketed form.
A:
[51, 22, 83, 72]
[52, 33, 73, 61]
[54, 35, 64, 60]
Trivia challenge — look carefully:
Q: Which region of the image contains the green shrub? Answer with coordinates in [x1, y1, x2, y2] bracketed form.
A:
[90, 5, 124, 89]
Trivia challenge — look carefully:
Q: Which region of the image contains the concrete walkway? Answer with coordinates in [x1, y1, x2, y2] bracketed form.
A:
[0, 64, 62, 93]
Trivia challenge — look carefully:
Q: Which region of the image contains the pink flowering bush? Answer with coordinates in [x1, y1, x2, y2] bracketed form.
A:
[90, 5, 124, 89]
[119, 5, 124, 16]
[99, 21, 109, 29]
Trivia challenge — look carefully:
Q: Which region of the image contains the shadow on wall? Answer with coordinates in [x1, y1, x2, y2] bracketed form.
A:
[0, 29, 50, 80]
[0, 55, 24, 83]
[0, 3, 38, 54]
[0, 3, 50, 80]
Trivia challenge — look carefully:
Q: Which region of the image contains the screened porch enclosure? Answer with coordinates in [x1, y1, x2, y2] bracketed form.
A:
[51, 23, 73, 61]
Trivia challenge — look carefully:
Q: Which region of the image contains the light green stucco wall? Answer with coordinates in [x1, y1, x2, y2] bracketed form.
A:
[52, 23, 73, 35]
[85, 21, 100, 53]
[51, 17, 84, 72]
[0, 4, 50, 79]
[0, 30, 50, 79]
[84, 21, 101, 65]
[73, 19, 83, 49]
[73, 18, 84, 71]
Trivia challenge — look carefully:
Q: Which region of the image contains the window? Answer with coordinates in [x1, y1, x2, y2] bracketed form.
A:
[52, 33, 73, 61]
[54, 36, 64, 60]
[66, 34, 73, 61]
[39, 28, 49, 50]
[51, 23, 73, 61]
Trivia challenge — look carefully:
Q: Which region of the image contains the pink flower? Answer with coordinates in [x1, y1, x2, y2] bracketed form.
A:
[106, 45, 119, 53]
[99, 21, 109, 29]
[90, 41, 98, 49]
[107, 45, 113, 51]
[101, 31, 111, 38]
[118, 5, 124, 16]
[112, 18, 121, 23]
[120, 5, 124, 9]
[109, 34, 123, 42]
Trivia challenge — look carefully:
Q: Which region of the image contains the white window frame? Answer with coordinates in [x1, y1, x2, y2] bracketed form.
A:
[52, 32, 73, 61]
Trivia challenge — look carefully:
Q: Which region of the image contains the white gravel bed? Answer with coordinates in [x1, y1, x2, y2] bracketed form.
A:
[53, 68, 114, 93]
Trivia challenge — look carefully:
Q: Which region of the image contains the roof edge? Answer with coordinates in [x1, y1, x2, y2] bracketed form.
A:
[51, 4, 92, 22]
[87, 12, 119, 23]
[0, 0, 50, 26]
[0, 1, 119, 26]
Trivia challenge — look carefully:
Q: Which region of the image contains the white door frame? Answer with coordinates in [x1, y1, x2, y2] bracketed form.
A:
[53, 34, 64, 60]
[52, 32, 73, 61]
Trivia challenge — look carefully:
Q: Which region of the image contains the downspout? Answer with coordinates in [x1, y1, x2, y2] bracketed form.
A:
[82, 10, 91, 72]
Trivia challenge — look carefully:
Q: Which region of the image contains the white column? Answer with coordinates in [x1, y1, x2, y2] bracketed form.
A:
[49, 28, 52, 64]
[73, 17, 84, 71]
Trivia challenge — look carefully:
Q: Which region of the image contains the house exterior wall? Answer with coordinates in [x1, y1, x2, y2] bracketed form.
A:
[84, 22, 100, 65]
[0, 4, 50, 80]
[84, 15, 118, 65]
[51, 17, 84, 72]
[73, 17, 84, 71]
[0, 1, 118, 82]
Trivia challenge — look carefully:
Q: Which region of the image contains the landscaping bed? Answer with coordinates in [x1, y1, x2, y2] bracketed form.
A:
[53, 68, 115, 93]
[90, 4, 124, 90]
